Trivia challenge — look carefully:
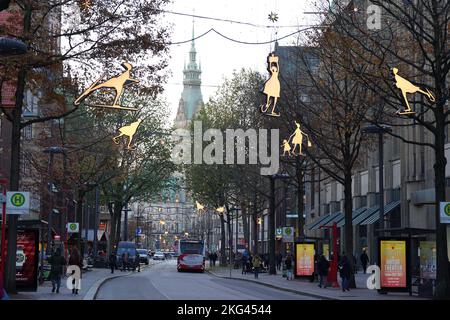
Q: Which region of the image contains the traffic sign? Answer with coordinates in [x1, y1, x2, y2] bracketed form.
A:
[440, 202, 450, 224]
[67, 222, 79, 233]
[282, 227, 294, 243]
[6, 191, 30, 215]
[136, 228, 142, 236]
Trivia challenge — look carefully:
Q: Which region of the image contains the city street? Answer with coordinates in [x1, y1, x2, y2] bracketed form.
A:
[95, 260, 318, 300]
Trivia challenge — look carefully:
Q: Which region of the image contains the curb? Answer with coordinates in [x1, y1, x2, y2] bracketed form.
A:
[206, 269, 337, 300]
[86, 262, 162, 300]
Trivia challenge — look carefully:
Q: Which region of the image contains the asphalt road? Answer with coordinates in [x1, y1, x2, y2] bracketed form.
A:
[95, 260, 318, 300]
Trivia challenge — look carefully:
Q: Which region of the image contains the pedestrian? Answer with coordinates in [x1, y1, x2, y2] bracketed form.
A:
[135, 251, 141, 272]
[276, 252, 283, 271]
[338, 255, 351, 292]
[122, 252, 129, 271]
[317, 254, 330, 288]
[241, 253, 248, 275]
[48, 248, 66, 294]
[109, 251, 117, 274]
[353, 254, 358, 274]
[252, 254, 262, 279]
[285, 254, 293, 280]
[212, 252, 217, 266]
[69, 247, 82, 294]
[360, 249, 369, 274]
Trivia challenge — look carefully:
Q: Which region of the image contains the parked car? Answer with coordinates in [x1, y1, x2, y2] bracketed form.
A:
[153, 252, 165, 260]
[116, 241, 138, 271]
[137, 249, 149, 265]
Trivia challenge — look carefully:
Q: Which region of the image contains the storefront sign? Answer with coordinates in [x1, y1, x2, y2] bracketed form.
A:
[440, 202, 450, 224]
[419, 241, 436, 280]
[379, 239, 408, 289]
[275, 228, 282, 240]
[295, 243, 314, 276]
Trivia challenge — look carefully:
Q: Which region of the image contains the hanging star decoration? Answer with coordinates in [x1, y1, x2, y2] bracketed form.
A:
[196, 201, 205, 213]
[79, 0, 93, 10]
[216, 206, 225, 214]
[268, 11, 279, 23]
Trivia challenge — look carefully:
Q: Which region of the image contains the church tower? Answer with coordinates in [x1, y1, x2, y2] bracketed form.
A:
[174, 22, 203, 129]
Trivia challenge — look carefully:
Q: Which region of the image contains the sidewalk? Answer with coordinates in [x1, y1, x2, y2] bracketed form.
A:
[207, 264, 427, 300]
[10, 261, 159, 300]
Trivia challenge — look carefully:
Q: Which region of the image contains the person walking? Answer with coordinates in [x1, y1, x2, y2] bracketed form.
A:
[360, 249, 369, 274]
[318, 254, 330, 288]
[109, 251, 117, 274]
[212, 252, 218, 266]
[122, 252, 129, 271]
[276, 252, 283, 271]
[285, 254, 293, 280]
[241, 254, 248, 275]
[338, 255, 351, 292]
[48, 248, 66, 294]
[252, 254, 262, 279]
[69, 247, 82, 294]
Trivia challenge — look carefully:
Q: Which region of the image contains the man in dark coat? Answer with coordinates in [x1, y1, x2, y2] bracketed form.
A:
[360, 249, 369, 274]
[338, 255, 352, 292]
[276, 253, 283, 271]
[48, 248, 66, 293]
[109, 251, 117, 274]
[317, 254, 330, 288]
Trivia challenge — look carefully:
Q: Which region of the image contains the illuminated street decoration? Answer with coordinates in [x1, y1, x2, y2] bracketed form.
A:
[392, 67, 435, 115]
[74, 62, 140, 111]
[196, 201, 205, 212]
[113, 119, 142, 150]
[261, 53, 281, 117]
[268, 12, 279, 23]
[284, 121, 312, 156]
[216, 206, 225, 214]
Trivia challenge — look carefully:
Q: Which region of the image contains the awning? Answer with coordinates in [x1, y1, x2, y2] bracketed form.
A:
[310, 211, 342, 230]
[322, 212, 344, 227]
[353, 205, 379, 225]
[337, 206, 368, 228]
[361, 200, 400, 225]
[307, 214, 332, 230]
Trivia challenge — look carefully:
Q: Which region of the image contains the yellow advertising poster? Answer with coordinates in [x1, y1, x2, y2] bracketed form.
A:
[323, 244, 330, 260]
[296, 243, 314, 276]
[380, 240, 407, 288]
[419, 241, 436, 280]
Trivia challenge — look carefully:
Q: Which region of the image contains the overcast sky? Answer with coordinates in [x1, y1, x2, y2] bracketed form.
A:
[161, 0, 319, 121]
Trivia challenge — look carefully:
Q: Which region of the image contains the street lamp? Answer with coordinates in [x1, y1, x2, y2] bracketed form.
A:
[43, 147, 66, 255]
[362, 124, 392, 264]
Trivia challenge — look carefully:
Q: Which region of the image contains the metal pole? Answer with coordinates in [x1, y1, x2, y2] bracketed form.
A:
[93, 186, 99, 261]
[0, 181, 7, 277]
[235, 209, 238, 253]
[124, 202, 128, 241]
[46, 153, 54, 255]
[377, 131, 385, 264]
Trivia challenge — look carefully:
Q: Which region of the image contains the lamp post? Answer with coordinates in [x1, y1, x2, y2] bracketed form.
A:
[43, 147, 66, 255]
[362, 124, 392, 264]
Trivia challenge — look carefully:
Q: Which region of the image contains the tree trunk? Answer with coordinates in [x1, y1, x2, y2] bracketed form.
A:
[219, 214, 227, 266]
[76, 190, 85, 255]
[252, 195, 259, 254]
[344, 172, 356, 288]
[296, 158, 305, 239]
[4, 0, 31, 296]
[241, 202, 249, 250]
[433, 115, 450, 298]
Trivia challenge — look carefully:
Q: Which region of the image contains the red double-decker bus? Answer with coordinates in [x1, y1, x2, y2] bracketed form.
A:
[177, 240, 205, 272]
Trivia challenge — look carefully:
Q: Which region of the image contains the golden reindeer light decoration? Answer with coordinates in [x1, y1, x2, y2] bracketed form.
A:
[392, 67, 435, 115]
[113, 119, 142, 150]
[74, 62, 140, 111]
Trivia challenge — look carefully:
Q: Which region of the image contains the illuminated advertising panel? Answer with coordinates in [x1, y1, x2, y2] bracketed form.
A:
[379, 238, 410, 292]
[295, 243, 314, 276]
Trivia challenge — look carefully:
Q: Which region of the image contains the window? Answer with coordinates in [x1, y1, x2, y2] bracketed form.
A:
[336, 182, 343, 201]
[361, 171, 369, 195]
[325, 183, 331, 203]
[392, 160, 401, 188]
